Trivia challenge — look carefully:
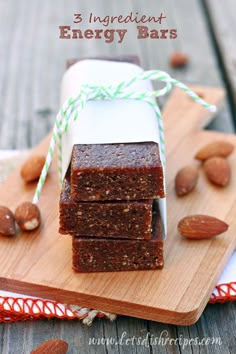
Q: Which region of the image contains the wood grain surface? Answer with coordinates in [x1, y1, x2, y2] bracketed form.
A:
[0, 0, 234, 152]
[0, 85, 235, 326]
[0, 0, 236, 353]
[204, 0, 236, 104]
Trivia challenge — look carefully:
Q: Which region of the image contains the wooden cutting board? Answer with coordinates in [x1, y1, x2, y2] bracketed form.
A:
[0, 86, 235, 325]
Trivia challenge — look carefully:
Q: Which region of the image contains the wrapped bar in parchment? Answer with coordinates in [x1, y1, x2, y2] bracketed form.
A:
[60, 59, 167, 238]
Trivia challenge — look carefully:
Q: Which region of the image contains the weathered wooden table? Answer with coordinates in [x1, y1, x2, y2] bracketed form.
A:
[0, 0, 235, 353]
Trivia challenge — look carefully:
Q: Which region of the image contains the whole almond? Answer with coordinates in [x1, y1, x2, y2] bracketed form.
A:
[21, 155, 45, 183]
[31, 339, 68, 354]
[178, 215, 228, 239]
[170, 52, 189, 68]
[203, 157, 230, 186]
[15, 202, 41, 231]
[195, 141, 234, 161]
[175, 165, 199, 196]
[0, 206, 16, 236]
[194, 91, 204, 99]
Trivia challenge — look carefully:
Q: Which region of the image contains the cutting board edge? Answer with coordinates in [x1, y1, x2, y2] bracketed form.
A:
[0, 277, 205, 325]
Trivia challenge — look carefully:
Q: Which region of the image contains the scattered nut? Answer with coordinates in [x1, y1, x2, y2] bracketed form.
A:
[15, 202, 41, 231]
[193, 90, 204, 99]
[0, 206, 16, 236]
[20, 155, 46, 183]
[195, 141, 234, 161]
[175, 165, 199, 196]
[203, 157, 230, 187]
[170, 51, 189, 68]
[178, 215, 228, 239]
[31, 339, 69, 354]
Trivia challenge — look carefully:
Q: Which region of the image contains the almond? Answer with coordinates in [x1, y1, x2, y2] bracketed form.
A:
[20, 155, 46, 183]
[0, 206, 16, 236]
[178, 215, 228, 239]
[203, 157, 230, 186]
[194, 91, 204, 99]
[31, 339, 68, 354]
[15, 202, 41, 231]
[195, 141, 234, 161]
[170, 52, 189, 68]
[175, 165, 199, 196]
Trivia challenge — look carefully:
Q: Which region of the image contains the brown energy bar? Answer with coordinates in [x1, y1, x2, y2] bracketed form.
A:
[72, 205, 163, 272]
[70, 142, 165, 201]
[59, 177, 153, 239]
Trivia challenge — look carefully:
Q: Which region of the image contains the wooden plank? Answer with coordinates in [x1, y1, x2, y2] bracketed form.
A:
[104, 317, 151, 354]
[204, 0, 236, 103]
[0, 0, 234, 152]
[0, 0, 235, 352]
[1, 303, 234, 353]
[149, 303, 236, 353]
[1, 318, 107, 354]
[0, 86, 235, 326]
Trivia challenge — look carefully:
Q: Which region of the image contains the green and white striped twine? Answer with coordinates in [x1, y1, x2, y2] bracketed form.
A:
[32, 70, 216, 204]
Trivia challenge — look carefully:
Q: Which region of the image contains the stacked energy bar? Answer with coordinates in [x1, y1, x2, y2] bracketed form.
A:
[59, 141, 165, 272]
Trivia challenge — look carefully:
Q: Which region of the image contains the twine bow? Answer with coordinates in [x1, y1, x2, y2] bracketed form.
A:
[33, 70, 216, 204]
